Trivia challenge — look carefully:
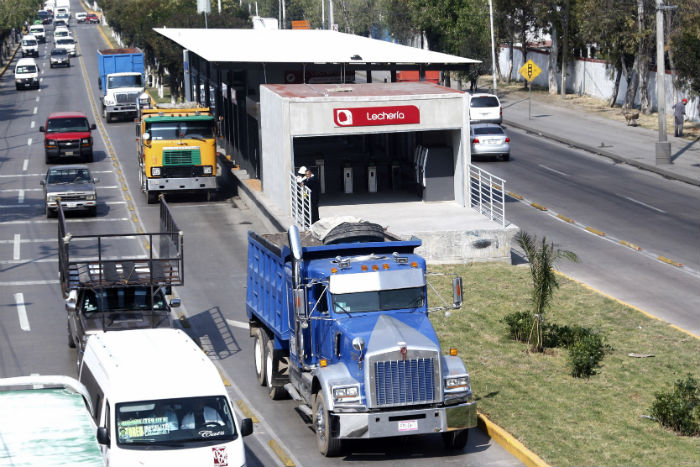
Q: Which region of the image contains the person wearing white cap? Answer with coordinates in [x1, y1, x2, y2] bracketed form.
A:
[297, 166, 320, 223]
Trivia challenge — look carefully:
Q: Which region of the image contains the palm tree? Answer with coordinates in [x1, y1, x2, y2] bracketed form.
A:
[515, 231, 579, 352]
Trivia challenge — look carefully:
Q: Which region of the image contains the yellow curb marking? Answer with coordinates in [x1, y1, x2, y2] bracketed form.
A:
[530, 202, 548, 211]
[585, 226, 605, 236]
[236, 400, 259, 423]
[177, 311, 191, 329]
[477, 414, 550, 467]
[619, 240, 642, 251]
[508, 191, 524, 200]
[658, 256, 683, 267]
[269, 439, 295, 467]
[217, 367, 231, 387]
[556, 214, 574, 223]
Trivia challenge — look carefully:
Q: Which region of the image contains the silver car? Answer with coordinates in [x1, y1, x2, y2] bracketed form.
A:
[470, 123, 510, 161]
[40, 165, 99, 217]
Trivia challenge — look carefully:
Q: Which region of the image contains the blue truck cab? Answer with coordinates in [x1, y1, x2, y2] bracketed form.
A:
[246, 224, 476, 456]
[96, 48, 150, 122]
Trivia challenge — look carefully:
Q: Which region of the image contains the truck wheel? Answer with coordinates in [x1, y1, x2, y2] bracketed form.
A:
[253, 328, 267, 386]
[442, 429, 469, 450]
[146, 191, 158, 204]
[67, 323, 75, 348]
[265, 339, 287, 400]
[312, 391, 342, 457]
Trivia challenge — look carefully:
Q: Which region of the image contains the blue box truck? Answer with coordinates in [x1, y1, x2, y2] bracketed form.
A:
[96, 48, 149, 122]
[246, 223, 477, 456]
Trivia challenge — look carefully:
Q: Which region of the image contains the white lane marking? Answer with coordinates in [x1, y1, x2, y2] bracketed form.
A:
[35, 96, 40, 102]
[27, 138, 32, 146]
[0, 254, 148, 265]
[17, 190, 25, 204]
[22, 160, 29, 171]
[623, 196, 666, 214]
[226, 319, 250, 330]
[0, 201, 125, 209]
[538, 164, 570, 177]
[0, 280, 59, 286]
[0, 235, 138, 244]
[0, 186, 119, 193]
[15, 293, 30, 331]
[3, 217, 130, 225]
[0, 170, 113, 178]
[33, 107, 38, 115]
[30, 121, 35, 129]
[13, 234, 21, 260]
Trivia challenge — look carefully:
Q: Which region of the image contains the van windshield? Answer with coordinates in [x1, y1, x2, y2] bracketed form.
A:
[16, 65, 37, 74]
[46, 117, 89, 132]
[22, 39, 37, 46]
[116, 396, 237, 446]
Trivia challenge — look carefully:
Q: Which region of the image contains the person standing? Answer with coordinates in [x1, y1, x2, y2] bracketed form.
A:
[673, 98, 688, 137]
[298, 166, 320, 224]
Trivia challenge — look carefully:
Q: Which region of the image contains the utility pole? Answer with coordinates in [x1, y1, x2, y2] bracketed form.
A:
[655, 0, 674, 164]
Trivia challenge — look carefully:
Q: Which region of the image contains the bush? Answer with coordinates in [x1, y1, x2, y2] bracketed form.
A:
[568, 333, 607, 378]
[545, 323, 596, 348]
[650, 374, 700, 436]
[503, 311, 534, 343]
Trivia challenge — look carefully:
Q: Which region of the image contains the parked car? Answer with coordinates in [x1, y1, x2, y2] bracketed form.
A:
[75, 12, 87, 22]
[50, 48, 70, 67]
[55, 36, 76, 56]
[40, 164, 99, 217]
[14, 58, 40, 90]
[470, 123, 510, 161]
[20, 34, 39, 57]
[469, 93, 502, 124]
[39, 112, 96, 163]
[86, 13, 100, 23]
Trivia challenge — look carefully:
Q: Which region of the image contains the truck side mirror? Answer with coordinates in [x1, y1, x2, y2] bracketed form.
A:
[65, 289, 77, 312]
[97, 77, 101, 90]
[169, 298, 181, 308]
[452, 276, 463, 308]
[96, 427, 110, 445]
[135, 124, 140, 137]
[293, 289, 306, 317]
[240, 418, 254, 436]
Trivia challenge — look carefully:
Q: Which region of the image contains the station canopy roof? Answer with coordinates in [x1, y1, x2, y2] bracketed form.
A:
[154, 28, 479, 66]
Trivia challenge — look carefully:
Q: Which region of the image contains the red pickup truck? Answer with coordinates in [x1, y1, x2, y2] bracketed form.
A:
[40, 112, 97, 163]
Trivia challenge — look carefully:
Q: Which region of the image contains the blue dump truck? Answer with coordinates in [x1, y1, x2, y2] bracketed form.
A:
[96, 48, 150, 122]
[246, 223, 477, 456]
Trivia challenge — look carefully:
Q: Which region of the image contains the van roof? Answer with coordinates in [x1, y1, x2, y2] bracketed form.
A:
[17, 58, 38, 66]
[22, 34, 37, 40]
[83, 329, 225, 403]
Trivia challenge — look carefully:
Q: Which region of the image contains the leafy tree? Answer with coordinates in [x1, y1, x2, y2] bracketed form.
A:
[667, 0, 700, 96]
[515, 231, 579, 353]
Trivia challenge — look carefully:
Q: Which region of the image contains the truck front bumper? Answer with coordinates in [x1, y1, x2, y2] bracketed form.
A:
[335, 401, 477, 439]
[147, 177, 217, 192]
[105, 104, 138, 115]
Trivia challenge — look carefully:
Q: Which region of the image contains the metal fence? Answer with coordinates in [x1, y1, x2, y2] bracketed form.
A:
[468, 164, 506, 227]
[289, 172, 311, 230]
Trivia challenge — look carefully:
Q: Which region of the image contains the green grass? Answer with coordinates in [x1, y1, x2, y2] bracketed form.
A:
[427, 263, 699, 467]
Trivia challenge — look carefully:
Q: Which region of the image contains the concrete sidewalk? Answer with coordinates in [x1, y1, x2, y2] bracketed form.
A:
[498, 91, 700, 187]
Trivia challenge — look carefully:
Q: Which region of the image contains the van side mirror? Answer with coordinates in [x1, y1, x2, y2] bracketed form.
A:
[169, 298, 181, 308]
[92, 177, 100, 184]
[240, 418, 253, 437]
[39, 126, 45, 132]
[90, 123, 96, 130]
[96, 427, 110, 445]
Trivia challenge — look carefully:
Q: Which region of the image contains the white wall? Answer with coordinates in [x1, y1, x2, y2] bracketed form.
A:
[498, 46, 699, 121]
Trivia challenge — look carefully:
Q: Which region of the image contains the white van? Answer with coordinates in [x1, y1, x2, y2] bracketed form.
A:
[79, 329, 253, 467]
[15, 58, 40, 90]
[54, 26, 71, 40]
[29, 24, 46, 42]
[21, 34, 39, 57]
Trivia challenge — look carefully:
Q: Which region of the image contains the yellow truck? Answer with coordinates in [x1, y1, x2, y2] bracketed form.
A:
[136, 103, 218, 203]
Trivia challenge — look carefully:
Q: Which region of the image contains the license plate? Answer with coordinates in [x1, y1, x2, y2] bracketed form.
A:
[486, 139, 499, 145]
[66, 202, 77, 208]
[64, 151, 74, 156]
[398, 420, 418, 432]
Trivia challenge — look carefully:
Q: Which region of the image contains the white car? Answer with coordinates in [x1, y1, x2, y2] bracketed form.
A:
[469, 93, 502, 124]
[55, 36, 76, 56]
[75, 12, 87, 22]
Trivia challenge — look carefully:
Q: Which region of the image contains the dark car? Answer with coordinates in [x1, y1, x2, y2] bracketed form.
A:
[86, 13, 100, 23]
[49, 48, 70, 68]
[39, 112, 97, 163]
[470, 123, 511, 161]
[40, 164, 99, 217]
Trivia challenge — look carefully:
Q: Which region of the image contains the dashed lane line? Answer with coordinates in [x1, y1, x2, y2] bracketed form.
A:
[14, 293, 30, 331]
[0, 170, 113, 178]
[2, 217, 129, 225]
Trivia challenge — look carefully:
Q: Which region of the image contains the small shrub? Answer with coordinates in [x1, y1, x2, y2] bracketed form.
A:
[650, 374, 700, 436]
[503, 311, 534, 343]
[545, 324, 596, 348]
[568, 333, 607, 378]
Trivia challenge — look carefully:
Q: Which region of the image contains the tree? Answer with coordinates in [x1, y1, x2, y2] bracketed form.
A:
[667, 0, 700, 96]
[515, 231, 579, 353]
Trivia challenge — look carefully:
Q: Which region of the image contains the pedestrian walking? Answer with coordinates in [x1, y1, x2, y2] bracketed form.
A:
[673, 98, 688, 137]
[298, 166, 320, 224]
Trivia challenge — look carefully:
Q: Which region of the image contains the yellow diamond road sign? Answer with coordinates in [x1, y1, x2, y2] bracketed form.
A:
[519, 59, 542, 82]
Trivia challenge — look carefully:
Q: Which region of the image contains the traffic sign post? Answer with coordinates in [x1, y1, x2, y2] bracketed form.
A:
[519, 60, 542, 120]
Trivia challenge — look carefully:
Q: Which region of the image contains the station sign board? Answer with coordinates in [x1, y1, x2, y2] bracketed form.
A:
[333, 105, 420, 127]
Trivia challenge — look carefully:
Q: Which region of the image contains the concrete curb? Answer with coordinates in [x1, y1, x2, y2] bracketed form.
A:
[478, 414, 550, 467]
[0, 44, 20, 77]
[503, 119, 700, 188]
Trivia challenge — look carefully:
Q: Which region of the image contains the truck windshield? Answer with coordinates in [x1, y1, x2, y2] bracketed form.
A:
[108, 74, 142, 88]
[81, 287, 166, 313]
[331, 287, 424, 313]
[116, 396, 236, 446]
[46, 117, 89, 132]
[147, 120, 214, 140]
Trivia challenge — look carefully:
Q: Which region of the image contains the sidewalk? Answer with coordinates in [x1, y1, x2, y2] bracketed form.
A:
[497, 88, 700, 187]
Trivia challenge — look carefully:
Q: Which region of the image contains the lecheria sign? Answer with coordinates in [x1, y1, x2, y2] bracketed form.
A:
[333, 105, 420, 127]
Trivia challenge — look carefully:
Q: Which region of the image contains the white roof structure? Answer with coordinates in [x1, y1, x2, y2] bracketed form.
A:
[154, 28, 479, 65]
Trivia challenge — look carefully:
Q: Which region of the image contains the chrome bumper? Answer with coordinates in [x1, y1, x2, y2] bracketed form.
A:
[335, 401, 477, 439]
[146, 177, 217, 191]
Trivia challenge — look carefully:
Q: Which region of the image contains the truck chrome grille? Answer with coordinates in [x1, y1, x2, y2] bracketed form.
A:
[115, 92, 140, 104]
[371, 356, 437, 407]
[56, 193, 87, 201]
[163, 148, 201, 166]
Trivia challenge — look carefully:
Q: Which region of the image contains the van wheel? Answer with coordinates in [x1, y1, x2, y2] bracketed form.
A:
[442, 429, 469, 450]
[253, 328, 267, 386]
[265, 339, 287, 400]
[312, 391, 342, 456]
[67, 323, 76, 348]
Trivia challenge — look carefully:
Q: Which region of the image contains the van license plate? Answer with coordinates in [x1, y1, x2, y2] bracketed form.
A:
[67, 202, 77, 208]
[398, 420, 418, 432]
[64, 151, 73, 156]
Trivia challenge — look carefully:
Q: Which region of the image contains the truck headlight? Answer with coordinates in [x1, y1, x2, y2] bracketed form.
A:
[104, 96, 114, 106]
[445, 376, 470, 391]
[86, 194, 96, 201]
[202, 165, 213, 175]
[332, 385, 360, 403]
[151, 167, 161, 176]
[47, 194, 57, 202]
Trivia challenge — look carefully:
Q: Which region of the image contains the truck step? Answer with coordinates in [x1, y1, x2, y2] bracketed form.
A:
[297, 404, 312, 418]
[284, 383, 303, 402]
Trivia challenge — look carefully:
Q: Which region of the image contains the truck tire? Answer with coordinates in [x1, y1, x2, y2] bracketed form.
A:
[67, 323, 76, 348]
[322, 222, 385, 245]
[312, 391, 342, 456]
[265, 339, 287, 400]
[442, 429, 469, 450]
[253, 328, 267, 386]
[146, 191, 158, 204]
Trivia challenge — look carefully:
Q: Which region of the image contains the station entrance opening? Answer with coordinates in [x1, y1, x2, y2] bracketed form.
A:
[292, 130, 457, 202]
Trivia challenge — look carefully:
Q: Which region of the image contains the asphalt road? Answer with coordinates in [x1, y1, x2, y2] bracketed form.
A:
[0, 14, 524, 467]
[474, 125, 700, 335]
